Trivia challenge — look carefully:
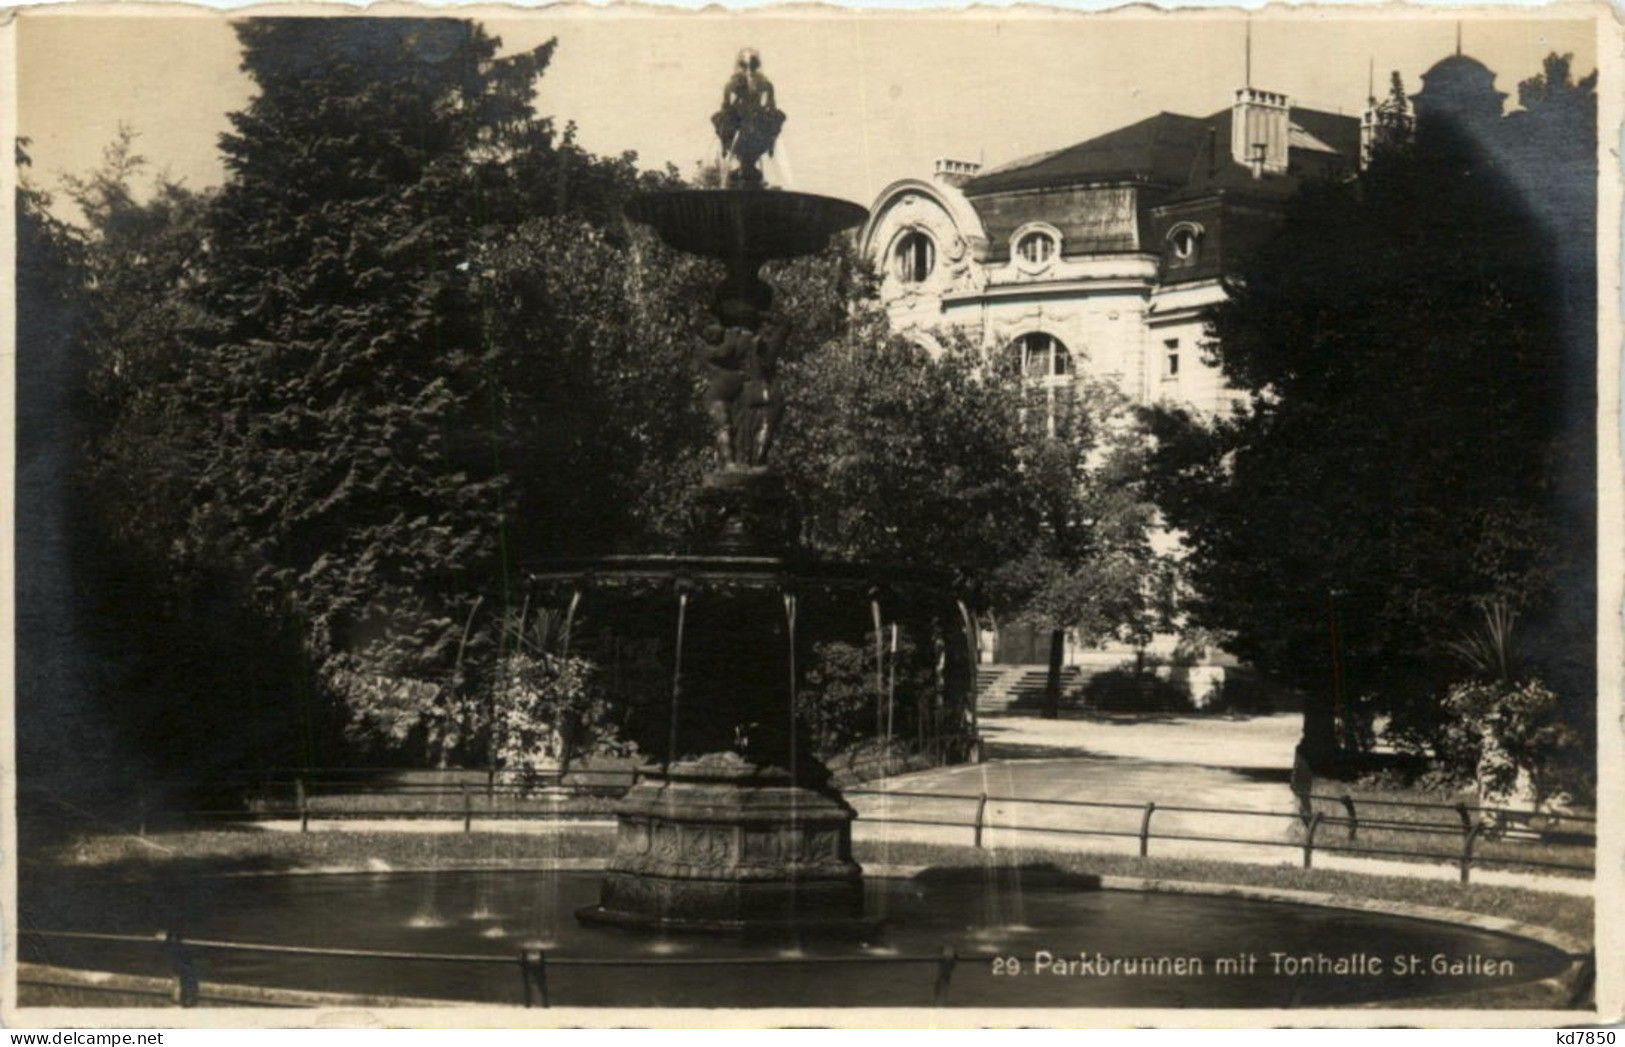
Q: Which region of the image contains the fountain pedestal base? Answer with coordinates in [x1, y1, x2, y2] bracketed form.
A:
[576, 752, 872, 936]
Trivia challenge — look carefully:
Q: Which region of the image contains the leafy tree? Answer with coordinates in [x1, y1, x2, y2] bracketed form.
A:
[184, 20, 560, 736]
[1143, 58, 1595, 765]
[779, 320, 1036, 574]
[65, 130, 216, 565]
[991, 378, 1173, 717]
[798, 635, 937, 757]
[478, 216, 714, 560]
[49, 130, 347, 786]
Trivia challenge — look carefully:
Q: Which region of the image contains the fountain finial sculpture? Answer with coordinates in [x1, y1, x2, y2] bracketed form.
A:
[712, 47, 786, 189]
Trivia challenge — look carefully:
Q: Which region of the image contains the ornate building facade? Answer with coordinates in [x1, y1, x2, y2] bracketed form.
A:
[858, 80, 1369, 686]
[860, 86, 1361, 418]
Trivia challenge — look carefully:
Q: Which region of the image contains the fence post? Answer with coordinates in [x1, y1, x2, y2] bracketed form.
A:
[164, 931, 199, 1007]
[296, 777, 309, 833]
[462, 782, 473, 833]
[137, 787, 148, 839]
[1341, 794, 1358, 841]
[1460, 822, 1481, 884]
[1139, 802, 1156, 858]
[973, 793, 989, 849]
[519, 949, 549, 1008]
[933, 946, 957, 1005]
[1567, 950, 1596, 1009]
[1303, 811, 1324, 869]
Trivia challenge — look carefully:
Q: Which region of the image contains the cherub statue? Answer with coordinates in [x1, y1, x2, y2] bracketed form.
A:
[735, 318, 788, 465]
[711, 48, 787, 189]
[696, 323, 749, 465]
[694, 318, 790, 468]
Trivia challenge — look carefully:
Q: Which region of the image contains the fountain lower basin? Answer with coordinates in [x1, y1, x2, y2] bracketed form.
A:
[22, 865, 1577, 1008]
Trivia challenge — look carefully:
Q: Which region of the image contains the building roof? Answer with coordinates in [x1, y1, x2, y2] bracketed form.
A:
[961, 103, 1359, 198]
[963, 112, 1215, 195]
[1413, 52, 1506, 117]
[1420, 53, 1497, 82]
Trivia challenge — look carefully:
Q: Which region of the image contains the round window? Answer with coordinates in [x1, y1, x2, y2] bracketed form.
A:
[1017, 231, 1056, 265]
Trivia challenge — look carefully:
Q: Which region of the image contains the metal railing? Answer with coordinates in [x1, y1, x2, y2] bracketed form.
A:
[98, 770, 1597, 885]
[19, 928, 977, 1009]
[195, 768, 637, 832]
[844, 787, 1595, 883]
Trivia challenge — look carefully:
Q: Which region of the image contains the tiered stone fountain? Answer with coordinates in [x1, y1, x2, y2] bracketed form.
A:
[531, 49, 976, 936]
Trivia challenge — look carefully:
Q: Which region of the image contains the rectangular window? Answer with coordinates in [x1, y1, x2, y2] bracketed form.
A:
[1165, 338, 1180, 378]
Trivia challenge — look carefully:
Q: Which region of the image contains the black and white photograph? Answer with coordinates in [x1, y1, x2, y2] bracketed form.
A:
[4, 2, 1620, 1026]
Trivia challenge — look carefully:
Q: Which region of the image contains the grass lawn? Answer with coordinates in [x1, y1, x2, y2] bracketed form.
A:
[1299, 782, 1596, 877]
[30, 826, 616, 875]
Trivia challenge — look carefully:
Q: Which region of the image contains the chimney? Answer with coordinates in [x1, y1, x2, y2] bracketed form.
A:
[934, 157, 982, 188]
[1230, 87, 1290, 177]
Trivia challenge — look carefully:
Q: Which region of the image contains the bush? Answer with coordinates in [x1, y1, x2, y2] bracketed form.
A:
[1424, 678, 1582, 808]
[490, 610, 635, 783]
[1083, 667, 1191, 712]
[799, 635, 938, 755]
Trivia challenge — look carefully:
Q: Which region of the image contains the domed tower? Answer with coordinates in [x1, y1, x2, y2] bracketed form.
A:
[1412, 53, 1506, 129]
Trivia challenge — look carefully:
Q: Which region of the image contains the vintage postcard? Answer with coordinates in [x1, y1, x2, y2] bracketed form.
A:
[2, 0, 1620, 1029]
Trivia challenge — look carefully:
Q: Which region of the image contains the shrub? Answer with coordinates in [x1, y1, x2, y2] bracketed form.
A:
[799, 635, 937, 756]
[489, 609, 632, 783]
[1431, 678, 1580, 808]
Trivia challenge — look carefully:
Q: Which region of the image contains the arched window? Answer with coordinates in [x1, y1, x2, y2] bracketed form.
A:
[1008, 332, 1072, 381]
[1016, 230, 1056, 265]
[1007, 333, 1073, 437]
[893, 231, 935, 283]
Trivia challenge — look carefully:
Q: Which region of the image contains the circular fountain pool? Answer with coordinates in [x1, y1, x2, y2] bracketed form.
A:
[23, 867, 1572, 1008]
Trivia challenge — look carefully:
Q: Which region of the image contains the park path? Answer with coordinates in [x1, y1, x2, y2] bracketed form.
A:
[850, 711, 1302, 845]
[849, 712, 1301, 876]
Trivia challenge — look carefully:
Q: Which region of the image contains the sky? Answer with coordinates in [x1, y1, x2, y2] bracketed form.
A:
[15, 7, 1600, 218]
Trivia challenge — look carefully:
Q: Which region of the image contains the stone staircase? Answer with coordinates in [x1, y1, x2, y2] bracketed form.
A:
[974, 665, 1082, 715]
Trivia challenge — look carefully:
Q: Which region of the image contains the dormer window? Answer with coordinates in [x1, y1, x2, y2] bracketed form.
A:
[1167, 223, 1204, 265]
[1017, 231, 1055, 265]
[893, 230, 935, 284]
[1011, 223, 1062, 274]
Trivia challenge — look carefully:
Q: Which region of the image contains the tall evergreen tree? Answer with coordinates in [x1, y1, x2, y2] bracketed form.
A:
[117, 19, 656, 756]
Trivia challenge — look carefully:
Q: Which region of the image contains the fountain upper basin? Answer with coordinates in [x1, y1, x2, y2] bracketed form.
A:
[626, 189, 868, 263]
